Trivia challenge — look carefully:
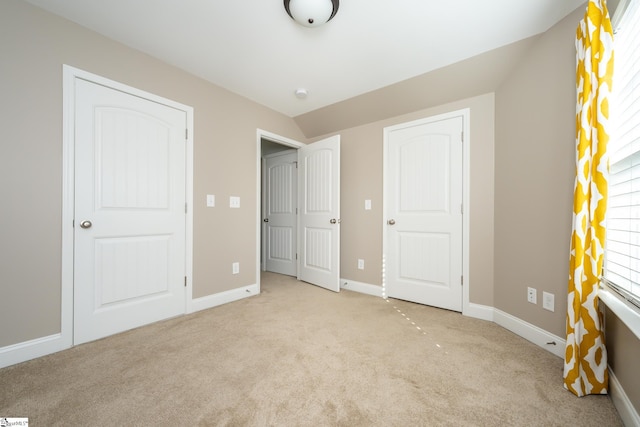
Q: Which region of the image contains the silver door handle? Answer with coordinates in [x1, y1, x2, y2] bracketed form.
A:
[80, 220, 92, 229]
[387, 219, 396, 225]
[330, 218, 337, 224]
[263, 218, 269, 222]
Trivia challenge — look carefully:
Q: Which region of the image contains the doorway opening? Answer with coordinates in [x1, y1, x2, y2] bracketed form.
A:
[260, 137, 301, 277]
[255, 129, 342, 294]
[256, 130, 304, 292]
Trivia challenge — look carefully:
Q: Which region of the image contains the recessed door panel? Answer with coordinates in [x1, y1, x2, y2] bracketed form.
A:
[95, 235, 170, 307]
[398, 232, 449, 285]
[97, 108, 171, 210]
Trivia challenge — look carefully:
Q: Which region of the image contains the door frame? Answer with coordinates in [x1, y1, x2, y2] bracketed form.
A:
[61, 65, 194, 349]
[256, 129, 304, 292]
[382, 108, 471, 314]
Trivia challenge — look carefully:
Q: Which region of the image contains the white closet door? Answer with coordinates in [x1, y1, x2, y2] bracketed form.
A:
[385, 116, 463, 311]
[74, 78, 187, 344]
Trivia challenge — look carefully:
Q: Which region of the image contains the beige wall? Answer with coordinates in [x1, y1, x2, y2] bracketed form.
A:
[605, 307, 640, 411]
[495, 3, 639, 416]
[3, 2, 638, 414]
[0, 0, 306, 347]
[317, 93, 496, 307]
[494, 7, 580, 337]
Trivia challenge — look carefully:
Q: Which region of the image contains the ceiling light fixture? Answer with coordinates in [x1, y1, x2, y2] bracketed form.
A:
[284, 0, 339, 28]
[295, 88, 308, 99]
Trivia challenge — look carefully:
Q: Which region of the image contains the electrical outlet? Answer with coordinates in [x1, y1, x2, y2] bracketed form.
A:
[527, 287, 537, 304]
[232, 262, 239, 274]
[543, 291, 555, 312]
[358, 259, 364, 270]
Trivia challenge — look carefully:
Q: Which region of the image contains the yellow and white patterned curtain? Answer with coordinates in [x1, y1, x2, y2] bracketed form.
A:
[564, 0, 614, 397]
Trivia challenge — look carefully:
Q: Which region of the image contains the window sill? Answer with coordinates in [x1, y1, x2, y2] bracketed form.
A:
[599, 282, 640, 340]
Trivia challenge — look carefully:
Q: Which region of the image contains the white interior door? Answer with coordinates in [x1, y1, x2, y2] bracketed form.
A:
[74, 78, 187, 345]
[298, 135, 341, 292]
[264, 150, 297, 276]
[385, 115, 463, 312]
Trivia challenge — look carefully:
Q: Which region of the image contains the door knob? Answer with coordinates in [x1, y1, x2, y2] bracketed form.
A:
[330, 218, 337, 224]
[387, 219, 396, 225]
[263, 218, 269, 222]
[80, 220, 92, 229]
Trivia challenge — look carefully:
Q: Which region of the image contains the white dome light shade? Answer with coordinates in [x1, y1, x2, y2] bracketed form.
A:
[284, 0, 339, 28]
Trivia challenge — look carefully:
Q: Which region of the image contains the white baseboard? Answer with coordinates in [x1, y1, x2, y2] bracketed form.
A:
[0, 283, 571, 372]
[464, 302, 494, 321]
[340, 278, 383, 297]
[493, 308, 566, 358]
[1, 285, 259, 369]
[0, 333, 70, 369]
[190, 283, 259, 313]
[610, 367, 640, 427]
[338, 279, 566, 360]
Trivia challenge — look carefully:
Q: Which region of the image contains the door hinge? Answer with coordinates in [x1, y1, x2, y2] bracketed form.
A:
[294, 161, 298, 169]
[461, 276, 464, 286]
[185, 203, 188, 214]
[461, 204, 463, 214]
[185, 128, 188, 140]
[296, 253, 298, 260]
[461, 131, 464, 142]
[185, 276, 188, 287]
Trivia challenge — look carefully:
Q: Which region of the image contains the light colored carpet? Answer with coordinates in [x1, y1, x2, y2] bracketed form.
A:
[0, 272, 622, 426]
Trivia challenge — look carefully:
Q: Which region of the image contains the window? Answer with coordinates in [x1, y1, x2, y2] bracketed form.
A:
[603, 0, 640, 308]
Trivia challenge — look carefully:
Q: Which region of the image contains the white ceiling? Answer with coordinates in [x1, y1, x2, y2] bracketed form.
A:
[24, 0, 586, 117]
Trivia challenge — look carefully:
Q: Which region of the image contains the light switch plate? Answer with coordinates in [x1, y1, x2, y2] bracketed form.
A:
[230, 196, 240, 208]
[543, 291, 555, 312]
[206, 194, 215, 207]
[364, 199, 372, 210]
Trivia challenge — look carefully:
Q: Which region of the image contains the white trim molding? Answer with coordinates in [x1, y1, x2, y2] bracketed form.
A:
[599, 282, 640, 340]
[463, 302, 494, 322]
[338, 279, 566, 359]
[493, 308, 566, 358]
[609, 367, 640, 427]
[191, 284, 259, 313]
[0, 334, 65, 369]
[340, 279, 383, 297]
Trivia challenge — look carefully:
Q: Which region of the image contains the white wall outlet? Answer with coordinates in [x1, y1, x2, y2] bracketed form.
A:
[543, 291, 555, 312]
[358, 259, 365, 270]
[527, 287, 537, 304]
[230, 196, 240, 208]
[364, 199, 372, 210]
[232, 262, 240, 274]
[206, 194, 215, 207]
